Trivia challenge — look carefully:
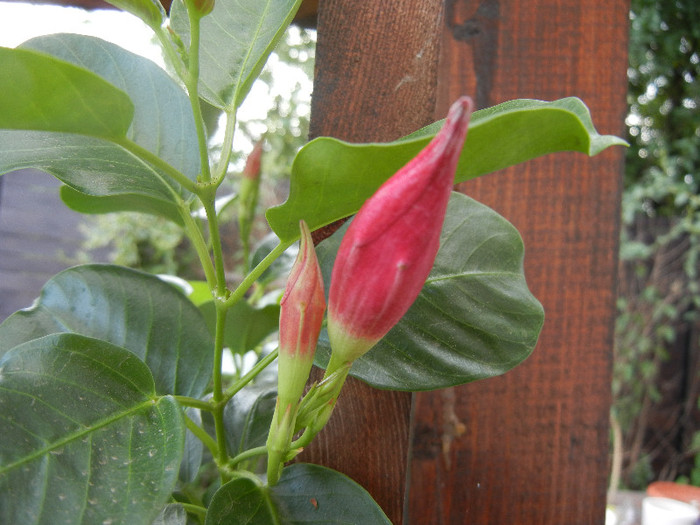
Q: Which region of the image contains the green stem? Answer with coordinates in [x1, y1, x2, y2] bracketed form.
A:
[229, 445, 268, 468]
[213, 110, 238, 185]
[183, 412, 219, 460]
[179, 502, 207, 521]
[221, 347, 279, 406]
[117, 138, 197, 194]
[174, 395, 213, 411]
[223, 239, 294, 309]
[153, 26, 188, 82]
[184, 10, 212, 183]
[180, 206, 217, 290]
[212, 302, 230, 470]
[203, 200, 228, 294]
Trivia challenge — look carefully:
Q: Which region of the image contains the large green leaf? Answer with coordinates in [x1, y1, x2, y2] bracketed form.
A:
[20, 34, 200, 183]
[171, 0, 303, 110]
[205, 464, 391, 524]
[0, 264, 214, 397]
[0, 131, 183, 222]
[0, 333, 184, 525]
[267, 97, 628, 241]
[0, 35, 199, 222]
[0, 46, 133, 139]
[314, 193, 545, 391]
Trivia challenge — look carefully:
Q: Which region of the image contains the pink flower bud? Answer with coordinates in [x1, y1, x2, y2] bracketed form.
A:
[277, 220, 326, 403]
[326, 96, 474, 368]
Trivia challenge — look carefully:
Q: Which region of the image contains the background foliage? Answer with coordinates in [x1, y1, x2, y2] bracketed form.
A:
[613, 0, 700, 489]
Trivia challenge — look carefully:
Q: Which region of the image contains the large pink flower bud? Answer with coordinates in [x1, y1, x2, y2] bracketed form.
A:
[326, 96, 473, 371]
[277, 220, 326, 404]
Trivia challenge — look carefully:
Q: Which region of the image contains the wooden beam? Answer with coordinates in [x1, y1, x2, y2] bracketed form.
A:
[407, 0, 629, 523]
[300, 1, 444, 522]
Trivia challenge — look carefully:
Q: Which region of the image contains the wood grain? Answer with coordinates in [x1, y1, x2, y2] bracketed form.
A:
[300, 1, 443, 523]
[407, 0, 629, 523]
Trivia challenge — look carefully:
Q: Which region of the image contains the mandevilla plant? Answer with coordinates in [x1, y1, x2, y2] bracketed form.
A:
[0, 0, 626, 524]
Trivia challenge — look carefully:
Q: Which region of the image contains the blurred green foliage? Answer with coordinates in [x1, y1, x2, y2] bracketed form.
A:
[613, 0, 700, 489]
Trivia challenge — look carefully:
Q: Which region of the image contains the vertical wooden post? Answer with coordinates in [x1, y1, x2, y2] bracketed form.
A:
[301, 1, 443, 522]
[408, 0, 629, 523]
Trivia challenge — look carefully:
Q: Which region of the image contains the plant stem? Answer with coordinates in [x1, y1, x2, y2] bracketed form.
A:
[213, 110, 238, 185]
[223, 239, 294, 309]
[183, 412, 219, 460]
[184, 10, 212, 183]
[229, 445, 268, 468]
[174, 395, 213, 411]
[221, 347, 279, 406]
[203, 199, 228, 294]
[179, 502, 207, 521]
[180, 206, 217, 290]
[212, 302, 230, 471]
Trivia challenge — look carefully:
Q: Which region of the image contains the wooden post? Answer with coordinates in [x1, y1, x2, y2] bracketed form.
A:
[408, 1, 629, 523]
[299, 1, 443, 522]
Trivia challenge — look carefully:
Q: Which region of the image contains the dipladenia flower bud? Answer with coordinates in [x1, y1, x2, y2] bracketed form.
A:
[267, 220, 325, 485]
[277, 219, 326, 403]
[326, 96, 474, 372]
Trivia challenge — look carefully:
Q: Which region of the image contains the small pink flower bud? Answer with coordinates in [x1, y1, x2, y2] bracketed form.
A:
[277, 220, 326, 404]
[326, 96, 474, 369]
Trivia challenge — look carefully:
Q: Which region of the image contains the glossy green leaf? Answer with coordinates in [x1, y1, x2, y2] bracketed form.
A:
[314, 193, 545, 391]
[205, 464, 391, 524]
[0, 46, 133, 139]
[267, 97, 628, 241]
[59, 185, 183, 225]
[199, 300, 280, 355]
[0, 131, 184, 222]
[0, 333, 184, 525]
[0, 264, 214, 397]
[21, 34, 200, 183]
[171, 0, 303, 110]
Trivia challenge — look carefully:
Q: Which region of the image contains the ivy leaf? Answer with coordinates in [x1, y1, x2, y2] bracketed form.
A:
[0, 265, 214, 398]
[0, 46, 133, 138]
[0, 333, 184, 525]
[205, 464, 391, 524]
[314, 193, 545, 391]
[171, 0, 303, 110]
[267, 97, 628, 241]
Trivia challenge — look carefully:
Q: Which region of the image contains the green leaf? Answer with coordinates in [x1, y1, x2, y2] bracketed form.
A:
[314, 193, 545, 391]
[171, 0, 303, 110]
[0, 46, 133, 139]
[20, 34, 200, 183]
[205, 464, 391, 524]
[267, 97, 628, 241]
[60, 185, 184, 225]
[0, 333, 184, 525]
[0, 264, 214, 397]
[0, 131, 184, 222]
[199, 300, 280, 355]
